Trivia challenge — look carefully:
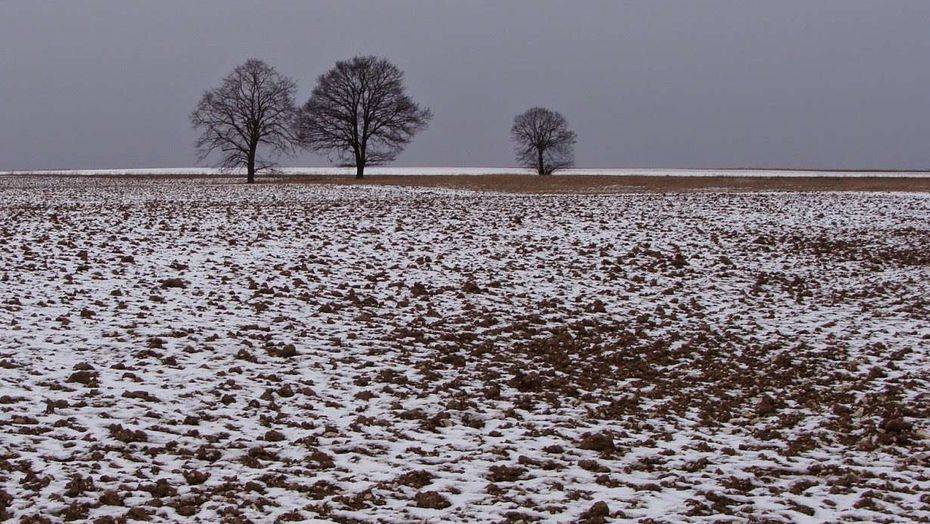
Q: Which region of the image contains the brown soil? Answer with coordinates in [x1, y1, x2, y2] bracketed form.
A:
[9, 173, 930, 193]
[268, 174, 930, 193]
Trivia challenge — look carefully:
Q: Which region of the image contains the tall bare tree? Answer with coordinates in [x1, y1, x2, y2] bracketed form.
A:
[511, 107, 577, 176]
[191, 59, 298, 183]
[296, 56, 432, 179]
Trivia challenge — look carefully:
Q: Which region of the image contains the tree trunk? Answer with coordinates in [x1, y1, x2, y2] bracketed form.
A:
[537, 148, 546, 176]
[356, 160, 365, 179]
[246, 149, 256, 184]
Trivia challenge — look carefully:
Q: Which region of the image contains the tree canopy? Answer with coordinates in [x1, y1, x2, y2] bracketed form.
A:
[191, 59, 298, 183]
[511, 107, 577, 176]
[296, 56, 431, 178]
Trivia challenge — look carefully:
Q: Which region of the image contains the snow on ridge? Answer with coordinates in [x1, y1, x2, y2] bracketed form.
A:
[2, 179, 929, 522]
[2, 167, 930, 177]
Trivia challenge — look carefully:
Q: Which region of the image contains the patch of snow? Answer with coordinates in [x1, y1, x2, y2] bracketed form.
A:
[2, 167, 929, 177]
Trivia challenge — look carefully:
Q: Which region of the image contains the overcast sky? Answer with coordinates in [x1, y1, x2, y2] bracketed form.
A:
[2, 0, 930, 170]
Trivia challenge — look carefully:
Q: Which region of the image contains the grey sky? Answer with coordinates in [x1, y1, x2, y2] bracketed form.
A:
[2, 0, 930, 170]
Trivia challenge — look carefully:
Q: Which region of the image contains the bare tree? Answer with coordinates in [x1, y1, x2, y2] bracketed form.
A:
[296, 56, 432, 179]
[511, 107, 577, 176]
[190, 59, 298, 183]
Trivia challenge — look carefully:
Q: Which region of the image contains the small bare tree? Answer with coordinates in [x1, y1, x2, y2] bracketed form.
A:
[511, 107, 577, 176]
[296, 56, 432, 179]
[191, 59, 298, 183]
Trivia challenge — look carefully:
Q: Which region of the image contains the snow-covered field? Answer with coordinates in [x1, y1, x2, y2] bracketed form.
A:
[2, 167, 930, 178]
[1, 176, 928, 523]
